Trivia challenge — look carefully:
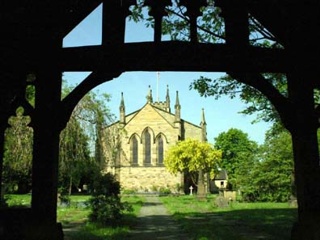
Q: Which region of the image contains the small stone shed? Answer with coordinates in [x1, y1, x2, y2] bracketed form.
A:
[210, 169, 228, 193]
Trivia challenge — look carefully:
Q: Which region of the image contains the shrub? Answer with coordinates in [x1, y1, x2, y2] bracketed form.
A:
[88, 195, 132, 226]
[92, 173, 120, 197]
[159, 187, 171, 195]
[121, 188, 137, 195]
[87, 173, 133, 226]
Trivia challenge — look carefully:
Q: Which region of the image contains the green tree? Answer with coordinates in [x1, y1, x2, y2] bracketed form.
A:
[2, 80, 114, 196]
[164, 138, 222, 194]
[2, 84, 35, 193]
[190, 74, 286, 124]
[59, 116, 91, 195]
[59, 86, 114, 195]
[214, 128, 258, 191]
[242, 127, 294, 202]
[3, 108, 33, 193]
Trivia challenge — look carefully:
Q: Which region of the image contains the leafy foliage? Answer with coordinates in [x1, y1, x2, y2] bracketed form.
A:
[164, 138, 222, 185]
[214, 128, 259, 191]
[59, 116, 91, 194]
[241, 128, 294, 202]
[3, 80, 114, 195]
[190, 73, 287, 124]
[59, 84, 114, 195]
[130, 2, 287, 124]
[3, 110, 33, 193]
[87, 173, 133, 226]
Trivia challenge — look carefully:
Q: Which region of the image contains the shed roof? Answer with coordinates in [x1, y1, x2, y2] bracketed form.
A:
[214, 170, 228, 180]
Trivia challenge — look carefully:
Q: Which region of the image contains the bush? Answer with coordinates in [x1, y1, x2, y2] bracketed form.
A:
[88, 195, 132, 226]
[87, 173, 133, 226]
[159, 187, 171, 195]
[121, 189, 137, 195]
[92, 173, 120, 197]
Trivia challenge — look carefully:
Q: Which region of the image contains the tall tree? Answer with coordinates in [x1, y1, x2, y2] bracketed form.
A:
[2, 84, 35, 193]
[59, 115, 91, 195]
[214, 128, 258, 191]
[242, 127, 294, 202]
[59, 85, 114, 194]
[3, 108, 33, 193]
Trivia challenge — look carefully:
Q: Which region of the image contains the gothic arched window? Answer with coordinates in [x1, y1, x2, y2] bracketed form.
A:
[131, 136, 138, 165]
[157, 136, 164, 165]
[144, 130, 151, 164]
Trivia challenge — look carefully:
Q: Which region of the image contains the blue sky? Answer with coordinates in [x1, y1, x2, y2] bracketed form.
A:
[62, 4, 272, 145]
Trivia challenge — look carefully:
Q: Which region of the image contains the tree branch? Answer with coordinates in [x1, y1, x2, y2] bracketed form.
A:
[228, 72, 291, 127]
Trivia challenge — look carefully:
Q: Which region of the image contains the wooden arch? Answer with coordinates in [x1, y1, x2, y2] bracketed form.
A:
[1, 0, 320, 239]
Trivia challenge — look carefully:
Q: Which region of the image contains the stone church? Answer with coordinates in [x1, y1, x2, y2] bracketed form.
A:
[102, 86, 207, 193]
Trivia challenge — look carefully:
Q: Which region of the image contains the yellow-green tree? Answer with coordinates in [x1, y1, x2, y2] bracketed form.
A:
[164, 138, 222, 195]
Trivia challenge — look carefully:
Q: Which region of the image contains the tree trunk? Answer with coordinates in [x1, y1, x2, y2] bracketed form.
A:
[68, 175, 72, 196]
[197, 169, 206, 198]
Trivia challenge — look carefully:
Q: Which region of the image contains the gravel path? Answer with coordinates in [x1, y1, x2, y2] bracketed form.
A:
[126, 195, 191, 240]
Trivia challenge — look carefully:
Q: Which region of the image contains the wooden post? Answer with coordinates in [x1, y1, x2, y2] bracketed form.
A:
[216, 0, 249, 48]
[179, 0, 207, 43]
[144, 0, 172, 43]
[286, 71, 320, 240]
[30, 36, 63, 239]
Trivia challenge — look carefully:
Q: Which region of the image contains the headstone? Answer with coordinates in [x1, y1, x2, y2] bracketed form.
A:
[189, 186, 193, 195]
[288, 195, 298, 208]
[224, 190, 237, 201]
[214, 196, 229, 208]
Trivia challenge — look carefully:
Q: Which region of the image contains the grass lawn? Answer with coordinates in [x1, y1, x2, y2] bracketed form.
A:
[3, 194, 297, 239]
[4, 193, 32, 207]
[58, 194, 144, 240]
[4, 193, 144, 240]
[160, 195, 298, 240]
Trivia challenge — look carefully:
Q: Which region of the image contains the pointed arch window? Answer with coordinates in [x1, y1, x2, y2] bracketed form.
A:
[131, 136, 138, 165]
[144, 130, 151, 165]
[157, 136, 164, 165]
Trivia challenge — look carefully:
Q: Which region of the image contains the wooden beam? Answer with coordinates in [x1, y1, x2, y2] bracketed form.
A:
[61, 42, 287, 73]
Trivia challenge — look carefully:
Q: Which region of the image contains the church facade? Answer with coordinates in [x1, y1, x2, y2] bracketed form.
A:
[102, 86, 207, 193]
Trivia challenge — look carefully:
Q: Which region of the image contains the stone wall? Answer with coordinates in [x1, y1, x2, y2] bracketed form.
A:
[103, 102, 204, 193]
[118, 166, 183, 193]
[223, 190, 237, 201]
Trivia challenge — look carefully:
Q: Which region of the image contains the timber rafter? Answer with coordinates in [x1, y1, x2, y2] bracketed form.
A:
[61, 42, 287, 73]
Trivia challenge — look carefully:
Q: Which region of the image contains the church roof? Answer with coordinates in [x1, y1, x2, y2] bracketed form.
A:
[110, 87, 204, 130]
[120, 103, 202, 130]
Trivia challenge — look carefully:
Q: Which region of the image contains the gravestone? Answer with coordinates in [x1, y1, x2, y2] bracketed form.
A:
[214, 196, 229, 208]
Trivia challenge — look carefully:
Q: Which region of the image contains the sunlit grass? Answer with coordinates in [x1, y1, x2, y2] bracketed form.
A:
[57, 207, 90, 224]
[4, 194, 91, 208]
[59, 194, 144, 240]
[4, 193, 298, 239]
[4, 194, 32, 207]
[160, 194, 297, 240]
[4, 193, 144, 240]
